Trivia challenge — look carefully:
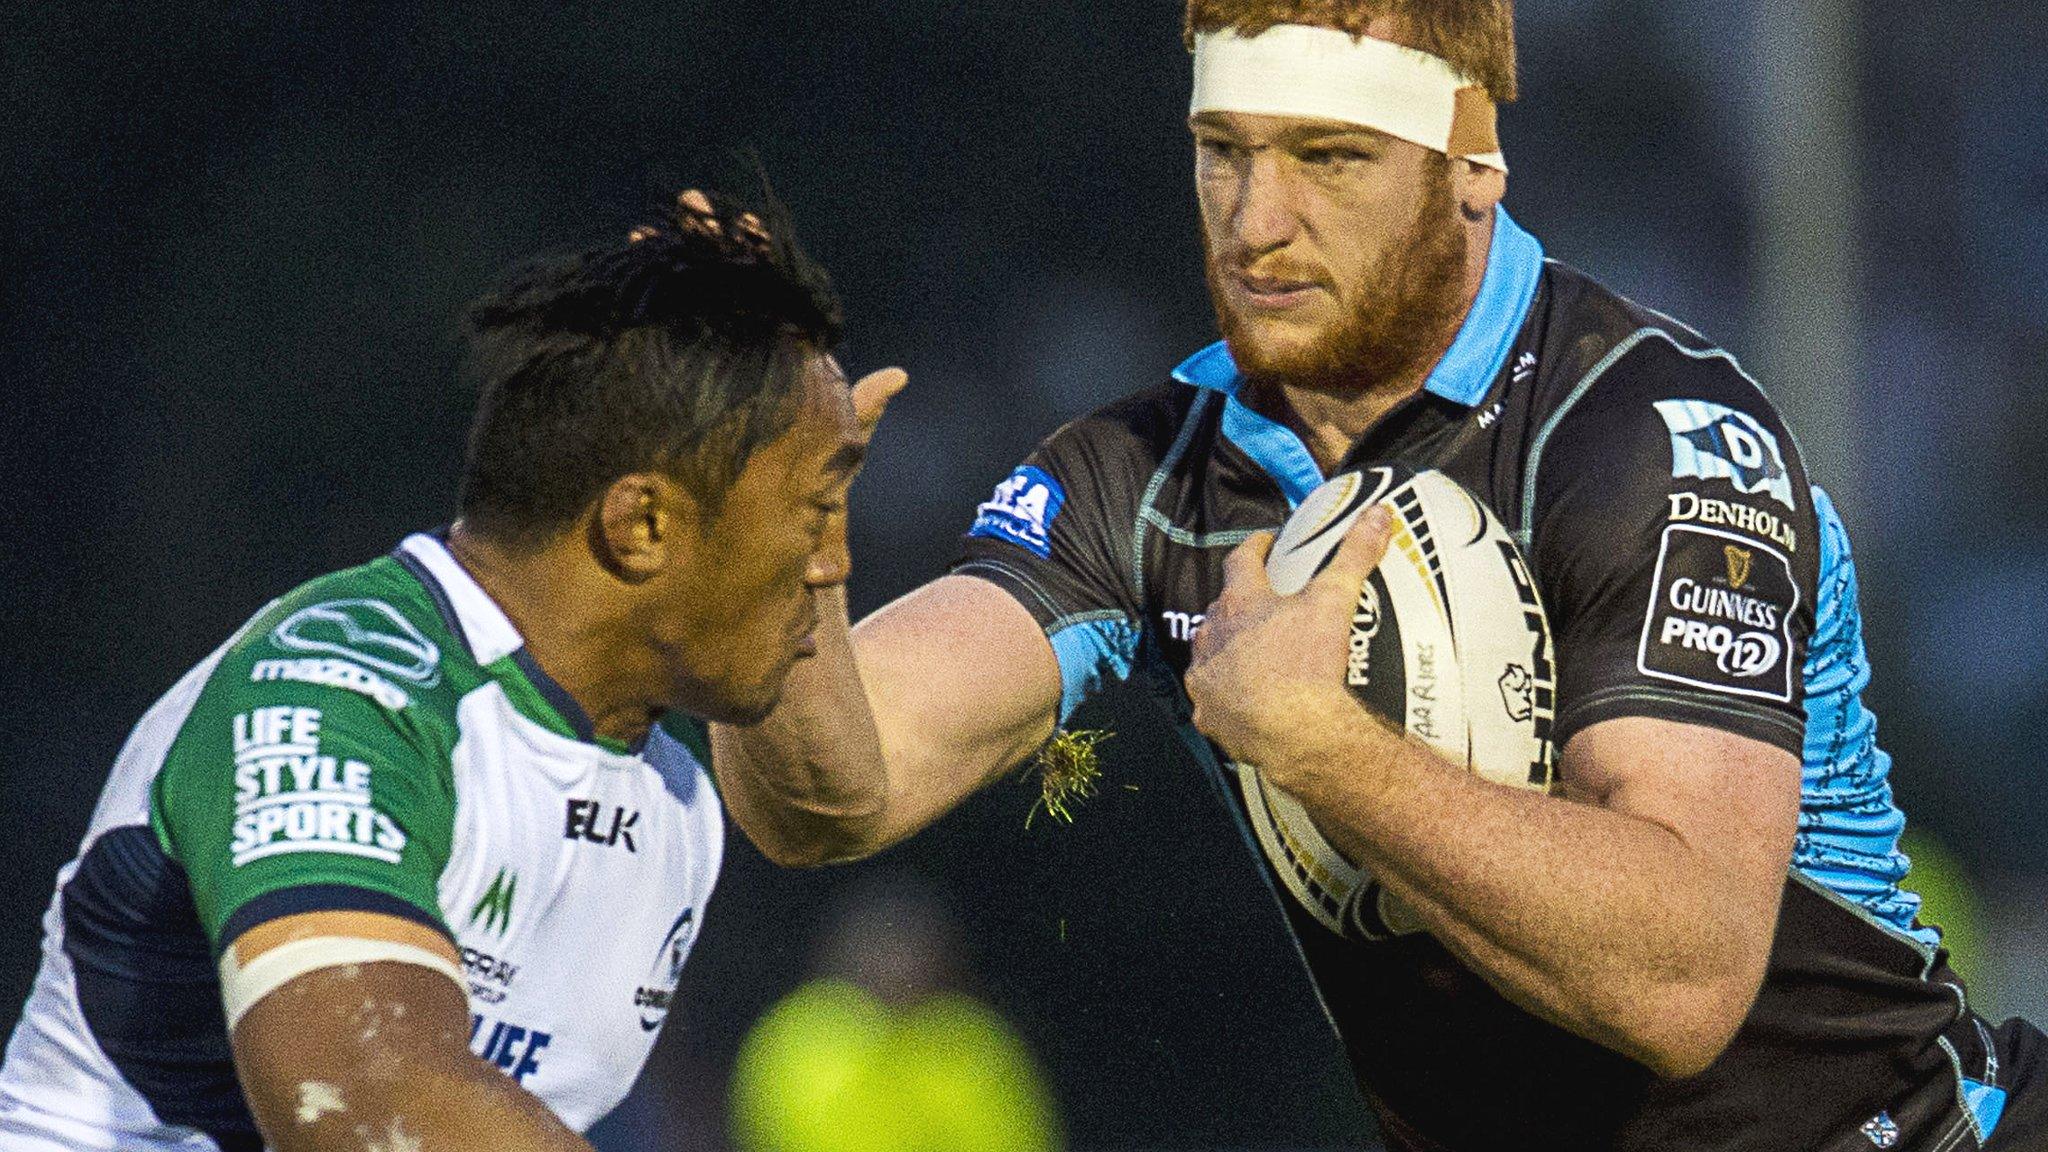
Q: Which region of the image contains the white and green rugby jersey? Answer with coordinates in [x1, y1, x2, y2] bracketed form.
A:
[0, 534, 724, 1151]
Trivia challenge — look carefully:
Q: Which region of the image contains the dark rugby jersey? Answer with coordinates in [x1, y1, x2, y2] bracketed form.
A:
[954, 210, 2042, 1151]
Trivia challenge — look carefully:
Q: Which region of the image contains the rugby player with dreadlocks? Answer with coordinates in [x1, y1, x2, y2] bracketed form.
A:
[0, 190, 905, 1152]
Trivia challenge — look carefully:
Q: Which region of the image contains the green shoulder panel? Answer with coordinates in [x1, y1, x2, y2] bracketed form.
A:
[151, 555, 486, 950]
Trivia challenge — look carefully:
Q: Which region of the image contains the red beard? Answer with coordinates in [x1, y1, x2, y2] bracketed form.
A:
[1206, 166, 1466, 397]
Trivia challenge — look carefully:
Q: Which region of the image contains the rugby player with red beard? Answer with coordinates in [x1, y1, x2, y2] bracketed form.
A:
[713, 4, 2048, 1148]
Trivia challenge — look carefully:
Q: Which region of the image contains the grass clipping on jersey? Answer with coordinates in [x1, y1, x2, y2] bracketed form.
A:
[1026, 728, 1110, 829]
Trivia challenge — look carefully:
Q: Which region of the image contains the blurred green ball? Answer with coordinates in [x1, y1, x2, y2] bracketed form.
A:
[731, 980, 1061, 1152]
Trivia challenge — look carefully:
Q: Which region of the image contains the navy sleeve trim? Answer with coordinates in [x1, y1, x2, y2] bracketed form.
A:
[1553, 684, 1806, 758]
[951, 557, 1068, 625]
[217, 884, 452, 955]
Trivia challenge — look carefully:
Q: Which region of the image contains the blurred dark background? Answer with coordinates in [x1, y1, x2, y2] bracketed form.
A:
[4, 2, 2045, 1149]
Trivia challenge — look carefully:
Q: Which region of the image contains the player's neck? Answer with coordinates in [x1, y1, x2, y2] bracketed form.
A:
[1260, 381, 1415, 474]
[444, 524, 659, 745]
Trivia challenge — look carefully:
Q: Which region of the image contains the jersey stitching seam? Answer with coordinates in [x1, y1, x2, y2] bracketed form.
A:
[1136, 506, 1277, 549]
[1133, 390, 1217, 608]
[1928, 1111, 1970, 1152]
[1938, 1035, 1988, 1146]
[1047, 608, 1133, 633]
[1517, 326, 1789, 550]
[1975, 1016, 2000, 1086]
[1630, 298, 1715, 348]
[1516, 327, 1658, 548]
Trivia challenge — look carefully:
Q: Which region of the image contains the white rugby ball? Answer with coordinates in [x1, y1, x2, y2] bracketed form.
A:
[1234, 465, 1556, 941]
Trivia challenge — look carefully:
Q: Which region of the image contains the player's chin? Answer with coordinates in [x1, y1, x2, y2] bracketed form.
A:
[1229, 320, 1341, 379]
[714, 657, 808, 726]
[684, 671, 780, 727]
[698, 693, 773, 728]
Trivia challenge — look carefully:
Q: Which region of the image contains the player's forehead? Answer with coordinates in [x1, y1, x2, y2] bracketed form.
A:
[788, 349, 862, 480]
[1189, 109, 1396, 148]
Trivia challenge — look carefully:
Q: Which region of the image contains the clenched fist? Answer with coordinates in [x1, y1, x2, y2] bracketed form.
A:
[1185, 504, 1396, 789]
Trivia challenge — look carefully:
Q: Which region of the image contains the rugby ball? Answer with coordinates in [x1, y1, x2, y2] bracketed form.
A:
[1234, 465, 1556, 940]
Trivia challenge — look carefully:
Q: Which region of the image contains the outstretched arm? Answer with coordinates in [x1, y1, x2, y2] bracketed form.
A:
[713, 573, 1063, 866]
[715, 367, 1141, 865]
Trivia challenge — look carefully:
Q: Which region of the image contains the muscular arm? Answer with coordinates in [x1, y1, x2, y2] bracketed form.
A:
[230, 913, 590, 1152]
[713, 575, 1063, 866]
[1281, 710, 1794, 1078]
[1189, 516, 1798, 1079]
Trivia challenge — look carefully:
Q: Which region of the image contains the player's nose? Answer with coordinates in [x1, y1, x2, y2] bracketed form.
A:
[805, 532, 851, 588]
[1234, 153, 1302, 254]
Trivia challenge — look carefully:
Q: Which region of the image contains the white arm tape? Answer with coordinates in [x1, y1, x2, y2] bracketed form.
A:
[219, 936, 467, 1030]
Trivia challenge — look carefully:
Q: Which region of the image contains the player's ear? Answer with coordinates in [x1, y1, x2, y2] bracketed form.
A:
[1454, 158, 1505, 223]
[592, 472, 694, 582]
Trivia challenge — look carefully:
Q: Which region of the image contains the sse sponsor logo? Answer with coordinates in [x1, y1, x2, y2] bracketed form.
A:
[227, 706, 407, 866]
[1637, 525, 1799, 703]
[967, 466, 1066, 559]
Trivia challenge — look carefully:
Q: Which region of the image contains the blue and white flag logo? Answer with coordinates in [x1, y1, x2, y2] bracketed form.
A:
[1652, 400, 1795, 510]
[969, 465, 1066, 558]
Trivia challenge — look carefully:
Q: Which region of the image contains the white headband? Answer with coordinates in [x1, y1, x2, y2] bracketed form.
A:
[1191, 25, 1506, 172]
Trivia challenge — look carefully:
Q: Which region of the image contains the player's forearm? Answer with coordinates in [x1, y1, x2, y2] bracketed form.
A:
[1280, 715, 1772, 1077]
[716, 577, 1063, 865]
[847, 578, 1063, 844]
[713, 586, 892, 867]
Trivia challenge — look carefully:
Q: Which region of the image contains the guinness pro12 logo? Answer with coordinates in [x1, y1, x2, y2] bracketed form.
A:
[1637, 524, 1799, 702]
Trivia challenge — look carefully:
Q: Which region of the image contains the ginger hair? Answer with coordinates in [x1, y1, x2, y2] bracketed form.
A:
[1185, 0, 1518, 102]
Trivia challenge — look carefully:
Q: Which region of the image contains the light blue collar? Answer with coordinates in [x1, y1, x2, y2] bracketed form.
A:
[1173, 205, 1544, 505]
[1425, 205, 1545, 405]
